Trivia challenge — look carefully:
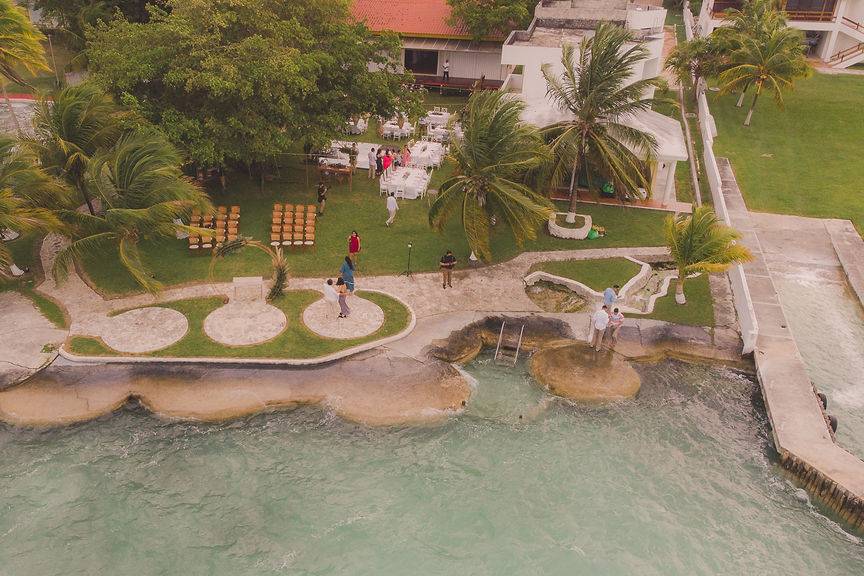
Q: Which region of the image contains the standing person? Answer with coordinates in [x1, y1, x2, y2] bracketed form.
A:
[367, 146, 377, 179]
[323, 278, 339, 318]
[609, 307, 625, 346]
[381, 149, 392, 181]
[590, 305, 610, 352]
[340, 255, 356, 293]
[603, 285, 620, 309]
[401, 145, 411, 168]
[347, 231, 361, 268]
[316, 181, 328, 215]
[385, 192, 399, 227]
[439, 250, 456, 289]
[336, 277, 351, 318]
[442, 59, 450, 82]
[375, 148, 383, 177]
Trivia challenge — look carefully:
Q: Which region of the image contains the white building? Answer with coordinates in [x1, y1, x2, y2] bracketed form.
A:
[500, 0, 688, 206]
[699, 0, 864, 68]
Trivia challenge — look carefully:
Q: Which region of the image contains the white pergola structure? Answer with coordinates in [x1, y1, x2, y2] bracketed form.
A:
[519, 100, 688, 207]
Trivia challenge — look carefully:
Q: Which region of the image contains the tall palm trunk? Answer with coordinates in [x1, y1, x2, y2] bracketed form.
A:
[566, 154, 580, 223]
[744, 83, 762, 127]
[675, 272, 687, 304]
[735, 82, 750, 107]
[1, 83, 21, 135]
[75, 174, 96, 215]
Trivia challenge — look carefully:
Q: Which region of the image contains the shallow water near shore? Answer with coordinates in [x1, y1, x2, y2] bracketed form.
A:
[1, 357, 862, 575]
[772, 267, 864, 459]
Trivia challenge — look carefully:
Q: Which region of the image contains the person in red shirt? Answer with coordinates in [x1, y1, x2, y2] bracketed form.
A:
[347, 230, 361, 268]
[381, 150, 392, 180]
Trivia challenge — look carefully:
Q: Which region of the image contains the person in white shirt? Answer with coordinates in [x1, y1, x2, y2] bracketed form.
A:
[322, 278, 340, 318]
[385, 192, 399, 226]
[591, 305, 610, 352]
[367, 147, 377, 179]
[442, 59, 450, 82]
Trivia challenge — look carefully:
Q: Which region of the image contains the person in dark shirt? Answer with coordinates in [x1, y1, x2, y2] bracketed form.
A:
[317, 181, 328, 215]
[439, 250, 456, 289]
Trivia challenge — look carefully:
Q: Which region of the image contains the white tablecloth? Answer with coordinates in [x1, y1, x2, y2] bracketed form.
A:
[409, 142, 445, 168]
[380, 167, 430, 200]
[422, 111, 450, 127]
[382, 121, 413, 139]
[328, 141, 380, 170]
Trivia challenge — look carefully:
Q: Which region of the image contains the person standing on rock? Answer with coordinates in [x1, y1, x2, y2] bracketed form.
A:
[591, 305, 610, 352]
[336, 277, 351, 318]
[609, 307, 625, 346]
[340, 255, 356, 293]
[603, 285, 619, 309]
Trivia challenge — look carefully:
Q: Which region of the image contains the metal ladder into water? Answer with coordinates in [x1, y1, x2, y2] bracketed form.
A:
[493, 320, 525, 367]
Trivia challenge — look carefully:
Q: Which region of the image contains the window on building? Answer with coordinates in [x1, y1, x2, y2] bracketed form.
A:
[404, 49, 439, 75]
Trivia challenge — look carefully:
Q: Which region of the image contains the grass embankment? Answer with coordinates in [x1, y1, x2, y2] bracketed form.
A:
[642, 274, 714, 327]
[67, 290, 410, 359]
[1, 232, 68, 329]
[529, 258, 642, 292]
[528, 257, 715, 327]
[709, 73, 864, 233]
[78, 156, 669, 296]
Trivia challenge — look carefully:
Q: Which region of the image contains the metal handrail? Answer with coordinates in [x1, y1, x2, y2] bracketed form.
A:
[841, 16, 864, 32]
[830, 42, 864, 63]
[494, 321, 505, 361]
[513, 325, 526, 365]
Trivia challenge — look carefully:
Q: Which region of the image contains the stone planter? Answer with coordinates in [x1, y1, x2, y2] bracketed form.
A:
[547, 212, 592, 240]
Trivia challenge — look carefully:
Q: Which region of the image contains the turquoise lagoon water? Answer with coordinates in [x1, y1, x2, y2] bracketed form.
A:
[1, 358, 863, 575]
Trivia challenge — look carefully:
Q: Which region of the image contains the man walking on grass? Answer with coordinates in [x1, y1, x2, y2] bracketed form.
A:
[591, 305, 610, 352]
[439, 250, 456, 289]
[385, 192, 398, 226]
[316, 181, 328, 216]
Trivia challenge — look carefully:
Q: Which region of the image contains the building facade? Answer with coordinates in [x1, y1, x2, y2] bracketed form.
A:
[699, 0, 864, 68]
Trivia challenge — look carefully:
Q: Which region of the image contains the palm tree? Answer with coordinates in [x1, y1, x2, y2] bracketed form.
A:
[541, 23, 667, 220]
[428, 91, 552, 262]
[210, 237, 289, 301]
[28, 83, 124, 215]
[664, 36, 722, 99]
[52, 130, 212, 293]
[0, 0, 50, 133]
[665, 205, 752, 304]
[712, 0, 788, 107]
[718, 26, 811, 126]
[0, 135, 63, 274]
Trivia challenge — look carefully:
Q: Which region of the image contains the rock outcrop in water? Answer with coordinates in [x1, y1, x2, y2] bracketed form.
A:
[530, 344, 641, 403]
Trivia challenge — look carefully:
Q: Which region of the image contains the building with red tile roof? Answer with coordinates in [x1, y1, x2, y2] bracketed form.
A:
[351, 0, 481, 40]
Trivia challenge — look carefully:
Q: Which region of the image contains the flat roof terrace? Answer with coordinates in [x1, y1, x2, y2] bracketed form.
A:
[509, 26, 588, 47]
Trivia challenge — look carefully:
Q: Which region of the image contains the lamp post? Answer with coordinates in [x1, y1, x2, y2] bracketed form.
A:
[400, 242, 413, 277]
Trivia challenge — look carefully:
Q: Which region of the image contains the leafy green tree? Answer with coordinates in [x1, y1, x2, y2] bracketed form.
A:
[0, 0, 50, 132]
[52, 130, 211, 292]
[718, 25, 811, 126]
[28, 83, 124, 215]
[429, 91, 551, 262]
[665, 205, 752, 304]
[541, 23, 667, 218]
[86, 0, 420, 175]
[0, 136, 64, 274]
[30, 1, 164, 49]
[447, 0, 535, 41]
[664, 36, 723, 99]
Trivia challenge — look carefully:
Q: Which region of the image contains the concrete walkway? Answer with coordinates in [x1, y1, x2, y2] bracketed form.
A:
[0, 291, 67, 388]
[719, 158, 864, 527]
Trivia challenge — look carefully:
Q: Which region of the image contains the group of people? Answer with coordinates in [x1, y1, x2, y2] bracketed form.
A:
[367, 146, 411, 181]
[590, 285, 625, 352]
[321, 232, 361, 319]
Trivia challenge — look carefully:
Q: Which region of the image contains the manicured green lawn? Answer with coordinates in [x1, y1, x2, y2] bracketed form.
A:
[77, 157, 669, 296]
[67, 289, 410, 359]
[709, 73, 864, 233]
[529, 258, 642, 293]
[642, 274, 714, 327]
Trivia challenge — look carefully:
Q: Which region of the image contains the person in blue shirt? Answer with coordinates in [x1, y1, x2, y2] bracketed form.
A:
[339, 256, 355, 293]
[603, 285, 620, 308]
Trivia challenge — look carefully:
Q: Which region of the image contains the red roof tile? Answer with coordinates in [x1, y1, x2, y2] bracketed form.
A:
[351, 0, 483, 40]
